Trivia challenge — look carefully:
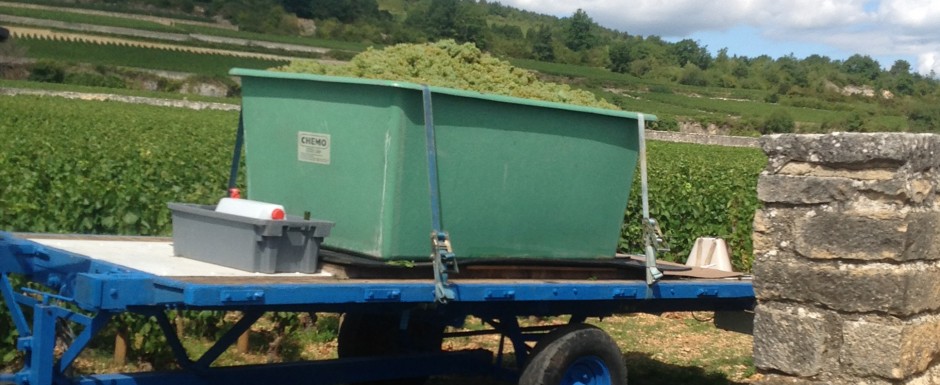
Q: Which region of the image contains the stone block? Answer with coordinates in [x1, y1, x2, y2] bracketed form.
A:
[756, 374, 892, 385]
[841, 315, 940, 379]
[752, 207, 802, 258]
[753, 256, 940, 315]
[759, 172, 936, 205]
[755, 374, 829, 385]
[757, 175, 855, 204]
[905, 362, 940, 385]
[793, 210, 940, 262]
[753, 303, 840, 377]
[777, 162, 896, 180]
[760, 133, 940, 173]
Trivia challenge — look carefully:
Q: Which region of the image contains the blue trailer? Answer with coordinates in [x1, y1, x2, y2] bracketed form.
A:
[0, 231, 753, 385]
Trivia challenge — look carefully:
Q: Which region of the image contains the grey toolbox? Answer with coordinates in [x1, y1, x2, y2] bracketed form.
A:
[168, 203, 334, 273]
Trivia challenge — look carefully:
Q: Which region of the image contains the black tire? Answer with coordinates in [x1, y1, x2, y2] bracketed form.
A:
[519, 324, 627, 385]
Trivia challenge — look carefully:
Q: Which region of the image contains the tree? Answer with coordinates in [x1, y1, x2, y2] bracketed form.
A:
[453, 0, 487, 47]
[842, 54, 881, 81]
[887, 59, 915, 95]
[761, 109, 795, 134]
[280, 0, 312, 18]
[907, 102, 940, 132]
[671, 39, 711, 69]
[608, 40, 632, 73]
[408, 0, 487, 47]
[776, 54, 808, 87]
[890, 59, 912, 76]
[679, 63, 707, 86]
[304, 0, 382, 24]
[564, 9, 597, 51]
[531, 25, 554, 61]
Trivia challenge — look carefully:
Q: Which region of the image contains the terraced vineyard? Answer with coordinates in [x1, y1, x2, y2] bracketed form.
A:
[13, 34, 290, 76]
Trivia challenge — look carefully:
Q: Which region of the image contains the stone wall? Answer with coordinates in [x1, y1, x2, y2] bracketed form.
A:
[752, 133, 940, 384]
[646, 130, 759, 148]
[0, 88, 239, 111]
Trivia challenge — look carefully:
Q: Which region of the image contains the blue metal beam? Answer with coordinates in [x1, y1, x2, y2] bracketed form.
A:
[57, 312, 112, 374]
[1, 273, 29, 335]
[28, 304, 58, 385]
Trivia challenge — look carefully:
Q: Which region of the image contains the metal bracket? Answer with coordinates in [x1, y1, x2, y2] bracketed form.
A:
[643, 217, 666, 284]
[638, 113, 664, 285]
[431, 230, 458, 303]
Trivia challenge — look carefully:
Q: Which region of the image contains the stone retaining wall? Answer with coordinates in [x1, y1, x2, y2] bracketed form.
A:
[752, 133, 940, 384]
[646, 130, 759, 148]
[0, 87, 239, 111]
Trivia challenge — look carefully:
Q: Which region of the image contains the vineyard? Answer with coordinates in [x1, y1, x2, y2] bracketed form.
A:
[0, 95, 237, 235]
[0, 93, 765, 262]
[12, 34, 290, 76]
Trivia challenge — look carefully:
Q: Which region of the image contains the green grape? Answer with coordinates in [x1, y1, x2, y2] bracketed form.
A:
[274, 40, 618, 110]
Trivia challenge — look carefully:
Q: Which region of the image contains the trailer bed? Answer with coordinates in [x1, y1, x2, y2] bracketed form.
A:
[5, 233, 752, 312]
[1, 232, 754, 385]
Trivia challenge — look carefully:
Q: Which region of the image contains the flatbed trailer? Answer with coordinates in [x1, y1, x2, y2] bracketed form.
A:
[0, 232, 754, 385]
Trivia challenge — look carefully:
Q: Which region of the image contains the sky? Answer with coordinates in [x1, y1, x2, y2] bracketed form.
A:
[498, 0, 940, 75]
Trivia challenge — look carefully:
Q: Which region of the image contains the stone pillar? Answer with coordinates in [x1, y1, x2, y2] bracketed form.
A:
[752, 133, 940, 385]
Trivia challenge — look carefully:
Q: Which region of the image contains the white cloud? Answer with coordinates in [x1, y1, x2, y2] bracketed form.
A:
[917, 52, 940, 75]
[878, 0, 940, 31]
[496, 0, 940, 74]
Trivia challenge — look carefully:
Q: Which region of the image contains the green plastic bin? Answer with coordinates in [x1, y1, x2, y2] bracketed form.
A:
[231, 68, 654, 261]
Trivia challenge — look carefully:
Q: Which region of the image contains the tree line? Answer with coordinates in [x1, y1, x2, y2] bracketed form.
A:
[125, 0, 937, 93]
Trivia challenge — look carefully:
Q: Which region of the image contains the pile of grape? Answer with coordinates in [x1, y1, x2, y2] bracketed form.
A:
[275, 40, 617, 109]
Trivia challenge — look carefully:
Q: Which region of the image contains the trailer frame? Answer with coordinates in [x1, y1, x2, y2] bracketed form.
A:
[0, 232, 753, 385]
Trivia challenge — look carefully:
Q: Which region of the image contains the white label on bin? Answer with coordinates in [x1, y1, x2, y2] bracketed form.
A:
[298, 132, 331, 165]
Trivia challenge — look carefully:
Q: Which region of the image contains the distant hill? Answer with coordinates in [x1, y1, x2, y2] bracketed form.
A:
[3, 0, 940, 134]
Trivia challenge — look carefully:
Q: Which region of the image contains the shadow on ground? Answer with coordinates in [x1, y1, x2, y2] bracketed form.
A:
[624, 352, 747, 385]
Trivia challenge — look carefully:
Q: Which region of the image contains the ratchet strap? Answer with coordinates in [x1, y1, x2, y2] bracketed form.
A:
[422, 85, 459, 303]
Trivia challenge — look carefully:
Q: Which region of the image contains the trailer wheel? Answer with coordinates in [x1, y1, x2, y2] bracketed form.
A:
[519, 324, 626, 385]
